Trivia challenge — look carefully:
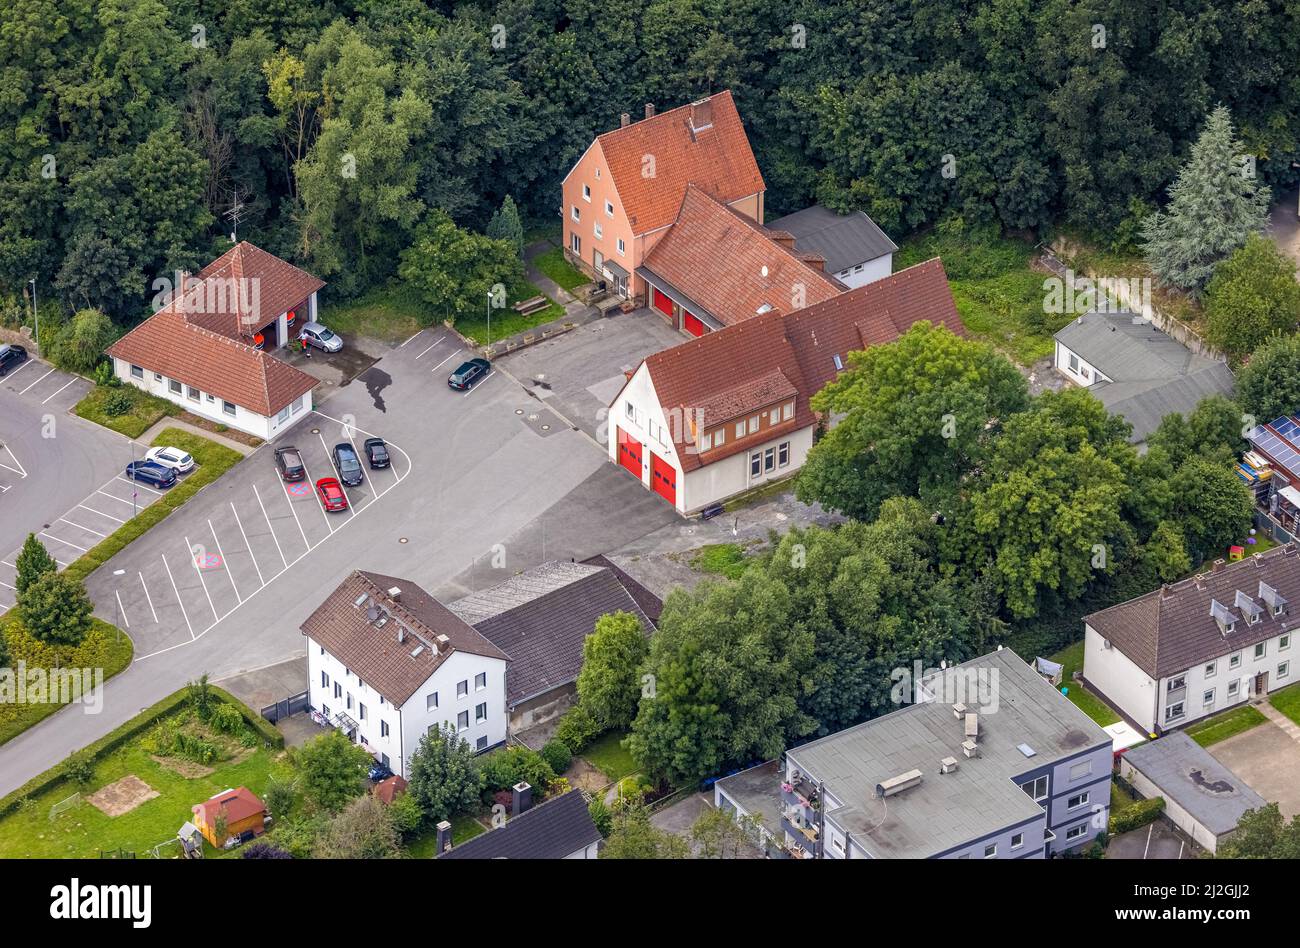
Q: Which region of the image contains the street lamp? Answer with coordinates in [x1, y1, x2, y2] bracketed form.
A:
[486, 289, 493, 347]
[28, 278, 38, 357]
[112, 569, 126, 642]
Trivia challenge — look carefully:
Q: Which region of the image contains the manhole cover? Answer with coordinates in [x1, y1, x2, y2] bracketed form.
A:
[528, 414, 539, 422]
[541, 424, 550, 431]
[399, 537, 409, 544]
[311, 427, 320, 434]
[515, 409, 524, 415]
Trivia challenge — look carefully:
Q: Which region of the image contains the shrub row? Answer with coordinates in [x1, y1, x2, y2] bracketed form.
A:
[1108, 795, 1166, 835]
[0, 685, 279, 818]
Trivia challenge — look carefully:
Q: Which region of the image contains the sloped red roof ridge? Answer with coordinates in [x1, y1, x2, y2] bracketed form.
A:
[597, 90, 766, 235]
[193, 786, 264, 826]
[639, 257, 963, 472]
[194, 241, 325, 342]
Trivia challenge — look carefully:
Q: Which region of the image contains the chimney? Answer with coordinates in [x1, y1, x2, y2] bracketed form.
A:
[387, 586, 402, 601]
[435, 819, 452, 854]
[512, 781, 533, 816]
[769, 232, 796, 250]
[803, 255, 825, 272]
[690, 98, 713, 131]
[1211, 559, 1226, 573]
[435, 633, 450, 653]
[620, 112, 630, 128]
[644, 102, 655, 120]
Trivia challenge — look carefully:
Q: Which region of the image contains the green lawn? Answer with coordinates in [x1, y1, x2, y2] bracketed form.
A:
[1185, 705, 1268, 747]
[406, 812, 488, 857]
[318, 283, 428, 344]
[456, 279, 564, 346]
[1270, 683, 1300, 727]
[531, 246, 590, 293]
[1048, 640, 1121, 727]
[581, 730, 639, 783]
[74, 384, 179, 439]
[895, 226, 1068, 366]
[692, 543, 750, 579]
[0, 711, 277, 858]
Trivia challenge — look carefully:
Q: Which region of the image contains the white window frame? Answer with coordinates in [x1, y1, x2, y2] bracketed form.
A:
[1204, 661, 1217, 678]
[616, 238, 625, 256]
[1066, 792, 1089, 811]
[1065, 824, 1088, 841]
[1228, 679, 1241, 698]
[1021, 776, 1048, 803]
[1281, 634, 1291, 651]
[594, 222, 603, 240]
[1203, 688, 1215, 707]
[426, 692, 438, 711]
[782, 401, 794, 420]
[699, 432, 712, 451]
[582, 184, 591, 202]
[571, 205, 580, 222]
[476, 702, 487, 723]
[748, 416, 759, 434]
[222, 400, 236, 417]
[735, 422, 745, 439]
[750, 452, 762, 478]
[168, 378, 182, 395]
[475, 672, 487, 691]
[1229, 652, 1242, 669]
[130, 364, 144, 380]
[457, 710, 469, 732]
[1256, 642, 1267, 659]
[983, 844, 996, 859]
[605, 199, 614, 217]
[1010, 833, 1024, 850]
[457, 679, 468, 699]
[778, 442, 790, 467]
[1280, 662, 1290, 680]
[187, 385, 200, 402]
[1164, 701, 1185, 722]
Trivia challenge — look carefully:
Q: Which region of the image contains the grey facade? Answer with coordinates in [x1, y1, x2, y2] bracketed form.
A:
[765, 648, 1112, 859]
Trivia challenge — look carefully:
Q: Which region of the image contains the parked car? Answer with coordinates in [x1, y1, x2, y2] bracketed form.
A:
[144, 446, 195, 474]
[369, 759, 393, 782]
[299, 321, 343, 353]
[448, 357, 491, 391]
[0, 343, 28, 377]
[316, 477, 348, 512]
[332, 443, 364, 486]
[363, 437, 390, 469]
[274, 445, 306, 481]
[124, 460, 177, 489]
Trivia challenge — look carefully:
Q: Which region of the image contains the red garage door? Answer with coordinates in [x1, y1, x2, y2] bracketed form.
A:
[650, 452, 677, 506]
[652, 287, 674, 319]
[617, 428, 642, 479]
[682, 311, 705, 337]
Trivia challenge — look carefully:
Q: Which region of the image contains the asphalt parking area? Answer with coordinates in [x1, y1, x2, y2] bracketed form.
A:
[1207, 719, 1300, 818]
[1107, 818, 1196, 860]
[99, 410, 411, 659]
[0, 355, 93, 413]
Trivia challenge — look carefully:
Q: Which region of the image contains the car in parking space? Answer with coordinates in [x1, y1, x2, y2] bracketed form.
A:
[316, 476, 348, 512]
[332, 443, 364, 486]
[274, 445, 306, 481]
[448, 357, 491, 391]
[368, 759, 393, 782]
[363, 437, 390, 469]
[124, 460, 178, 489]
[299, 321, 343, 353]
[144, 446, 195, 474]
[0, 343, 28, 377]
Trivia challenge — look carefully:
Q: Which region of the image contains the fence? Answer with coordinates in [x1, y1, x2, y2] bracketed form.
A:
[261, 690, 309, 724]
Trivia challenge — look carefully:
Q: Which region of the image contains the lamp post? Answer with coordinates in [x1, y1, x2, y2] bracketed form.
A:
[486, 289, 493, 347]
[28, 278, 38, 357]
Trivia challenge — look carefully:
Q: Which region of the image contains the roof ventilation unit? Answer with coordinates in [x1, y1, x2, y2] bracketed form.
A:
[951, 702, 967, 719]
[961, 739, 980, 759]
[964, 712, 980, 743]
[387, 586, 402, 601]
[940, 757, 959, 774]
[875, 769, 923, 798]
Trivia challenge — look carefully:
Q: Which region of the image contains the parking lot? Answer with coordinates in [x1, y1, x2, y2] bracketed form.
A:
[98, 409, 410, 659]
[0, 354, 93, 415]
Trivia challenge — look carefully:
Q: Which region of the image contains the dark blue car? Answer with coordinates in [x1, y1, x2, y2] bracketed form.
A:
[125, 460, 177, 489]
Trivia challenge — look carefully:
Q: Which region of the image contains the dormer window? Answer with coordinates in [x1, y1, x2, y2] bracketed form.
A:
[1260, 581, 1288, 617]
[1211, 599, 1238, 635]
[1236, 590, 1264, 626]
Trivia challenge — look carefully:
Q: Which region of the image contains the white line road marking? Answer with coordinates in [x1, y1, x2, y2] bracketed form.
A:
[161, 554, 194, 640]
[1143, 823, 1153, 859]
[41, 378, 77, 404]
[79, 503, 125, 524]
[0, 441, 27, 478]
[139, 572, 157, 623]
[296, 452, 333, 533]
[185, 533, 220, 622]
[40, 531, 87, 552]
[273, 477, 313, 551]
[398, 330, 424, 348]
[430, 352, 458, 373]
[3, 358, 36, 379]
[96, 489, 137, 506]
[115, 589, 130, 628]
[208, 519, 242, 603]
[17, 366, 54, 394]
[58, 517, 106, 537]
[0, 579, 15, 590]
[229, 503, 267, 586]
[119, 476, 162, 495]
[463, 371, 496, 397]
[252, 484, 290, 569]
[316, 431, 357, 519]
[415, 337, 445, 359]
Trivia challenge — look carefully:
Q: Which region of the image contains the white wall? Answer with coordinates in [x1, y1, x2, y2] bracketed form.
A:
[1054, 340, 1108, 388]
[833, 253, 892, 289]
[682, 425, 814, 511]
[609, 363, 681, 507]
[1120, 758, 1222, 853]
[1083, 623, 1158, 732]
[1155, 629, 1295, 730]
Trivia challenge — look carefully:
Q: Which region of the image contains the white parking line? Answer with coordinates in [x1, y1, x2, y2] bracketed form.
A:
[41, 378, 77, 404]
[17, 366, 54, 394]
[185, 534, 220, 622]
[463, 371, 496, 397]
[40, 531, 87, 552]
[229, 502, 267, 586]
[0, 441, 26, 478]
[119, 476, 163, 496]
[430, 352, 458, 373]
[139, 571, 158, 623]
[3, 358, 36, 379]
[58, 517, 107, 537]
[0, 579, 15, 590]
[296, 452, 333, 533]
[96, 489, 137, 507]
[114, 589, 130, 629]
[208, 519, 243, 603]
[398, 330, 424, 348]
[79, 503, 125, 524]
[161, 554, 194, 639]
[415, 337, 445, 359]
[252, 484, 290, 569]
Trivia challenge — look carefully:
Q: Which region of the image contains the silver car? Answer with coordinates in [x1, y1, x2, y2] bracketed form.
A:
[299, 321, 343, 353]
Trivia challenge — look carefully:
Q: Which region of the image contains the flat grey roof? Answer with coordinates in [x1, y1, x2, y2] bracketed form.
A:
[767, 205, 897, 273]
[716, 759, 784, 837]
[786, 648, 1110, 858]
[1123, 732, 1266, 836]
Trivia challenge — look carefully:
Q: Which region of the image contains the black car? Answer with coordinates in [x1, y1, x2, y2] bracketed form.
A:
[332, 442, 364, 486]
[363, 437, 390, 469]
[448, 357, 490, 391]
[0, 344, 28, 377]
[124, 460, 177, 489]
[274, 445, 306, 481]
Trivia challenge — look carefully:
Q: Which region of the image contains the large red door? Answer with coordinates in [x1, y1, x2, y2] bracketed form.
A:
[682, 311, 705, 337]
[652, 287, 674, 318]
[650, 452, 677, 506]
[617, 428, 642, 479]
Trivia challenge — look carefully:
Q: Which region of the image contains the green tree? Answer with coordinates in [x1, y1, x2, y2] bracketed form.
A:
[1142, 106, 1270, 295]
[1169, 457, 1254, 561]
[797, 323, 1029, 520]
[1204, 235, 1300, 360]
[575, 611, 648, 730]
[690, 805, 763, 858]
[405, 723, 481, 825]
[292, 730, 372, 813]
[599, 804, 690, 859]
[1140, 521, 1193, 585]
[17, 572, 92, 656]
[1238, 334, 1300, 423]
[313, 794, 402, 859]
[397, 210, 523, 326]
[1217, 804, 1300, 858]
[485, 195, 524, 259]
[14, 534, 57, 596]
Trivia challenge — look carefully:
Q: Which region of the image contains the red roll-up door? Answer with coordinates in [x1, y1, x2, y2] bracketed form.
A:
[650, 452, 677, 506]
[617, 428, 643, 479]
[652, 287, 674, 318]
[682, 311, 705, 337]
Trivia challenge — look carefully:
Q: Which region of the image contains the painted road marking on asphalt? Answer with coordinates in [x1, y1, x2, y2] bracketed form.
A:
[317, 430, 357, 519]
[430, 352, 458, 373]
[398, 330, 424, 348]
[463, 371, 496, 398]
[41, 378, 77, 404]
[229, 502, 267, 587]
[185, 533, 220, 623]
[252, 484, 291, 569]
[118, 476, 163, 496]
[134, 412, 413, 662]
[0, 441, 26, 478]
[296, 450, 333, 534]
[40, 531, 87, 552]
[139, 571, 158, 623]
[79, 503, 125, 524]
[96, 489, 136, 506]
[16, 366, 54, 394]
[0, 578, 15, 590]
[3, 358, 36, 380]
[115, 589, 130, 629]
[161, 553, 194, 639]
[415, 336, 445, 359]
[208, 519, 243, 603]
[58, 516, 106, 537]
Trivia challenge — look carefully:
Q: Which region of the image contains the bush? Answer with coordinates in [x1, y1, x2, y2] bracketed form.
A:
[540, 739, 572, 775]
[101, 388, 135, 417]
[588, 796, 612, 838]
[62, 753, 95, 786]
[208, 702, 245, 735]
[477, 745, 556, 798]
[242, 841, 292, 859]
[1109, 796, 1166, 835]
[554, 702, 602, 754]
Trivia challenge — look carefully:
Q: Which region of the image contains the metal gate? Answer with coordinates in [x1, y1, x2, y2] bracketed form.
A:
[262, 690, 309, 723]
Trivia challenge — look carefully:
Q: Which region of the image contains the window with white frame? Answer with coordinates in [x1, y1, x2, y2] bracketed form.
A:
[594, 222, 603, 240]
[605, 199, 614, 216]
[783, 401, 794, 420]
[616, 238, 625, 255]
[1020, 776, 1048, 802]
[750, 452, 762, 477]
[475, 672, 486, 691]
[1065, 824, 1088, 841]
[222, 400, 236, 417]
[130, 364, 144, 379]
[321, 671, 329, 688]
[983, 844, 996, 858]
[748, 416, 759, 434]
[1069, 353, 1079, 372]
[735, 421, 746, 439]
[571, 205, 580, 221]
[476, 702, 487, 723]
[476, 735, 488, 750]
[1168, 675, 1186, 691]
[187, 386, 200, 401]
[457, 680, 468, 698]
[699, 432, 712, 451]
[1256, 642, 1267, 659]
[457, 710, 469, 731]
[426, 691, 438, 711]
[763, 447, 775, 472]
[1066, 792, 1089, 810]
[277, 404, 291, 423]
[1205, 661, 1217, 677]
[1011, 832, 1023, 850]
[778, 442, 790, 467]
[714, 427, 725, 446]
[1164, 701, 1185, 722]
[1203, 688, 1215, 707]
[1280, 661, 1290, 679]
[1229, 652, 1242, 669]
[381, 720, 389, 738]
[292, 395, 305, 414]
[1282, 634, 1291, 651]
[1228, 679, 1241, 697]
[769, 408, 781, 425]
[168, 378, 182, 395]
[582, 184, 591, 202]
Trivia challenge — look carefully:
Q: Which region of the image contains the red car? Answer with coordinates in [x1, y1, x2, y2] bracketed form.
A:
[316, 477, 349, 512]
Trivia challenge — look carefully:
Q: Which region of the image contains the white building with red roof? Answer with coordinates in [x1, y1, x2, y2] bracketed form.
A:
[106, 242, 323, 439]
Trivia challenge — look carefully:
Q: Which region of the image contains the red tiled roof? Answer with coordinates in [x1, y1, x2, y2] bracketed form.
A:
[597, 91, 765, 235]
[193, 241, 324, 342]
[193, 787, 264, 826]
[373, 775, 409, 804]
[640, 186, 843, 328]
[639, 258, 964, 472]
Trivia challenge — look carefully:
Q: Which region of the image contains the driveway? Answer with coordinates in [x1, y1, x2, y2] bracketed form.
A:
[1207, 718, 1300, 818]
[0, 325, 680, 797]
[1107, 819, 1196, 860]
[1268, 187, 1300, 276]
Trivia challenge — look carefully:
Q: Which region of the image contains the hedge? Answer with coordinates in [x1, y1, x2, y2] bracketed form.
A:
[0, 684, 280, 818]
[1108, 795, 1166, 835]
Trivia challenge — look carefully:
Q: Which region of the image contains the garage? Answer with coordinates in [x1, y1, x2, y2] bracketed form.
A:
[652, 287, 674, 319]
[617, 428, 643, 479]
[650, 452, 677, 506]
[682, 310, 706, 337]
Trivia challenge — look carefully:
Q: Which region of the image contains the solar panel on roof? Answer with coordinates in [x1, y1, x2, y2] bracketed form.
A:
[1274, 417, 1300, 440]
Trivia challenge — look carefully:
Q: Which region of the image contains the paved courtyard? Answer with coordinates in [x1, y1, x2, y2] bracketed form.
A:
[1207, 718, 1300, 818]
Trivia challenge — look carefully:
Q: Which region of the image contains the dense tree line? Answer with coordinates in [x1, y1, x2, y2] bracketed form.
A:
[3, 0, 1298, 327]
